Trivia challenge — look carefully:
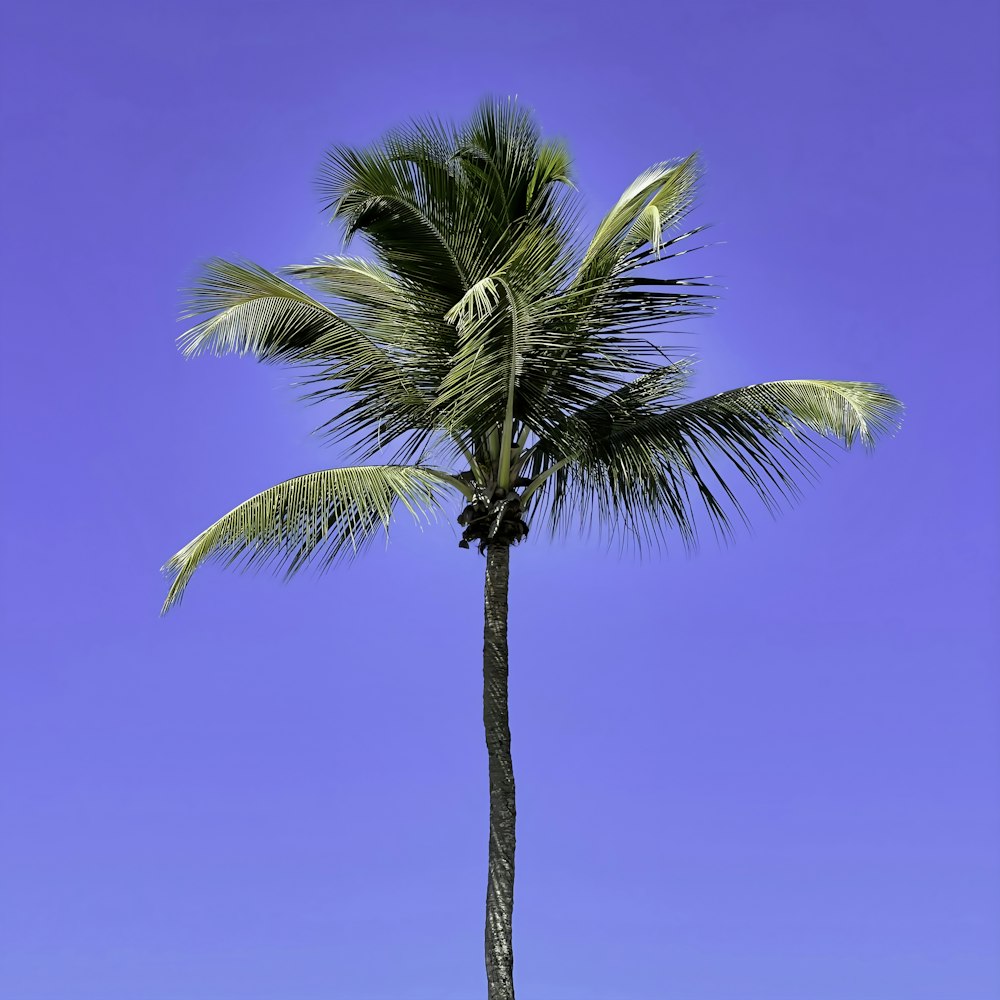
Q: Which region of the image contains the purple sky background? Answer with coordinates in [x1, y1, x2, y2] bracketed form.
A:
[2, 1, 998, 998]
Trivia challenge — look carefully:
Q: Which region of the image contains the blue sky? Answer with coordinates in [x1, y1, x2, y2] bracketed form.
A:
[1, 1, 998, 997]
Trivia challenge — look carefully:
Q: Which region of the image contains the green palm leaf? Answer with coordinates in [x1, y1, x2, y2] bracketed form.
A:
[179, 258, 440, 457]
[525, 378, 903, 544]
[282, 256, 416, 320]
[161, 465, 454, 613]
[180, 258, 421, 387]
[577, 154, 700, 281]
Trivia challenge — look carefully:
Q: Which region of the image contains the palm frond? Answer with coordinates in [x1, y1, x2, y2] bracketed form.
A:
[181, 257, 391, 369]
[443, 272, 508, 332]
[525, 379, 903, 546]
[180, 258, 341, 362]
[451, 98, 573, 234]
[526, 139, 574, 209]
[729, 379, 904, 448]
[577, 154, 700, 281]
[161, 465, 455, 613]
[552, 156, 712, 347]
[319, 129, 472, 296]
[180, 258, 443, 457]
[282, 256, 416, 318]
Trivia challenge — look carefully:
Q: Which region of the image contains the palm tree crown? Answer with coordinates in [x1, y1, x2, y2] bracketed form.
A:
[163, 97, 901, 607]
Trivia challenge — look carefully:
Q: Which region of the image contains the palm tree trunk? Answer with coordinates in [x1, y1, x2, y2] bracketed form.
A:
[483, 542, 516, 999]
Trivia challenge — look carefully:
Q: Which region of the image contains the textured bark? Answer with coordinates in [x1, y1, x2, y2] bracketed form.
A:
[483, 543, 516, 999]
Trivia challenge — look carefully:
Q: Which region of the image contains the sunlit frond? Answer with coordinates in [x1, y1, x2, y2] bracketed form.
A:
[526, 139, 574, 209]
[181, 258, 393, 369]
[161, 465, 455, 613]
[730, 379, 904, 448]
[179, 258, 441, 457]
[180, 258, 342, 362]
[283, 256, 416, 318]
[577, 154, 700, 280]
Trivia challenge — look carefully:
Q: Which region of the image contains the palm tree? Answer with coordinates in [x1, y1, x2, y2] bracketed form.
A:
[161, 99, 902, 999]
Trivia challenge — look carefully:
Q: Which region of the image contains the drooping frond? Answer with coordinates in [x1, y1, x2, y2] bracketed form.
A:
[723, 380, 904, 449]
[539, 360, 697, 455]
[181, 258, 401, 372]
[181, 257, 346, 362]
[161, 465, 456, 613]
[282, 256, 415, 321]
[524, 379, 903, 546]
[179, 258, 440, 458]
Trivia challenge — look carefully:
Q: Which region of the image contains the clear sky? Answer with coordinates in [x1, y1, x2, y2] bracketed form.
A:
[2, 1, 998, 998]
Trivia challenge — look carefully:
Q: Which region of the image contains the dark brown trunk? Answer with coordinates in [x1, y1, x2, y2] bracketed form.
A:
[483, 542, 515, 998]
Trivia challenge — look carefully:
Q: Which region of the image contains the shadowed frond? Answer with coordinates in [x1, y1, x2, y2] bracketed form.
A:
[524, 379, 903, 546]
[318, 126, 471, 295]
[161, 465, 456, 613]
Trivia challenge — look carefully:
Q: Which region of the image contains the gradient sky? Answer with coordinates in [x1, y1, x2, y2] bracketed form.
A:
[2, 1, 998, 998]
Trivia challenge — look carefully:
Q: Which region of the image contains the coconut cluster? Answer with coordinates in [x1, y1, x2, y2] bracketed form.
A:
[457, 488, 530, 553]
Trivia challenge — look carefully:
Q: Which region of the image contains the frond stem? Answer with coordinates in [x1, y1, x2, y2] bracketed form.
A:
[498, 279, 519, 492]
[426, 470, 476, 499]
[487, 425, 501, 478]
